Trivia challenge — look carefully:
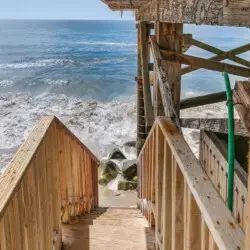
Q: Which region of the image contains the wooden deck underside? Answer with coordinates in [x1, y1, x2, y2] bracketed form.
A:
[62, 207, 155, 250]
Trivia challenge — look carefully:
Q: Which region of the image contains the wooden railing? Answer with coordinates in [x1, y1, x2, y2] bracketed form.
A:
[0, 116, 99, 250]
[200, 130, 248, 232]
[138, 117, 245, 250]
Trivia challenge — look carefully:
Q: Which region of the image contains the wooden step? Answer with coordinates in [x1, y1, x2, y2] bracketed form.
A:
[62, 207, 155, 250]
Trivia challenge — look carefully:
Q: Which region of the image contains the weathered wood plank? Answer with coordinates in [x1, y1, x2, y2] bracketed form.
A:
[137, 23, 147, 154]
[153, 23, 164, 117]
[180, 92, 227, 110]
[161, 50, 250, 77]
[0, 116, 99, 250]
[232, 80, 250, 249]
[155, 125, 164, 250]
[182, 43, 250, 75]
[191, 39, 250, 68]
[200, 130, 248, 232]
[171, 158, 184, 250]
[180, 118, 248, 136]
[140, 21, 154, 132]
[135, 0, 250, 27]
[157, 117, 245, 250]
[156, 23, 183, 116]
[233, 81, 250, 135]
[150, 36, 181, 130]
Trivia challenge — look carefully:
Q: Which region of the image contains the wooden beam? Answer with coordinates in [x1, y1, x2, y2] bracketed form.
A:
[140, 22, 154, 132]
[233, 81, 250, 135]
[148, 63, 154, 71]
[135, 0, 250, 27]
[182, 34, 193, 53]
[161, 50, 250, 77]
[156, 23, 183, 116]
[232, 80, 250, 249]
[150, 36, 181, 131]
[182, 43, 250, 75]
[180, 92, 227, 110]
[180, 118, 248, 136]
[157, 117, 245, 250]
[191, 39, 250, 68]
[136, 25, 146, 154]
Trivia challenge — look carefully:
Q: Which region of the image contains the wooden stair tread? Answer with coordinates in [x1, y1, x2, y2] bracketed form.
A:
[62, 207, 155, 250]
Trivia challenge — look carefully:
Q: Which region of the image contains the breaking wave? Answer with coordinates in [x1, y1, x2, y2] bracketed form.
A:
[0, 80, 15, 87]
[77, 41, 136, 47]
[0, 92, 137, 172]
[0, 58, 76, 70]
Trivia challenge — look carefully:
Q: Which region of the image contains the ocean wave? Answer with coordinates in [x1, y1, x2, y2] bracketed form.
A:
[0, 58, 76, 70]
[77, 41, 136, 47]
[0, 89, 230, 173]
[44, 79, 70, 86]
[0, 80, 15, 87]
[0, 92, 137, 172]
[85, 58, 127, 65]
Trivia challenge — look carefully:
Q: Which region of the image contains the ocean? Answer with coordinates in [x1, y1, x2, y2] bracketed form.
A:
[0, 20, 249, 172]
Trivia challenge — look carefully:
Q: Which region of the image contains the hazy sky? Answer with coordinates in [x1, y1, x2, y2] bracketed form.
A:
[0, 0, 134, 20]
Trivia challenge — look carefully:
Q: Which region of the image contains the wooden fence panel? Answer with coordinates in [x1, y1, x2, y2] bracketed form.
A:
[200, 130, 248, 232]
[138, 117, 245, 250]
[0, 116, 99, 250]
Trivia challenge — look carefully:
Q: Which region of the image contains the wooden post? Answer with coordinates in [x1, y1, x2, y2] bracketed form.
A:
[140, 21, 154, 133]
[137, 22, 147, 155]
[156, 22, 183, 117]
[154, 22, 164, 117]
[233, 80, 250, 249]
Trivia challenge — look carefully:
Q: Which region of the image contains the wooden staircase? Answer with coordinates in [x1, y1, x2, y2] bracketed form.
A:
[62, 207, 155, 250]
[0, 116, 247, 250]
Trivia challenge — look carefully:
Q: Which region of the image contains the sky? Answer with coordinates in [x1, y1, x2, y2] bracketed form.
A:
[0, 0, 134, 20]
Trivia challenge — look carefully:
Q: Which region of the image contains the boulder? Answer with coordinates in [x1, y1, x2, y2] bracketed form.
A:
[99, 142, 138, 191]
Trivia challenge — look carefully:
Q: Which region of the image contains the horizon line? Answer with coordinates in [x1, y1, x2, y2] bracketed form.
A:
[0, 18, 135, 21]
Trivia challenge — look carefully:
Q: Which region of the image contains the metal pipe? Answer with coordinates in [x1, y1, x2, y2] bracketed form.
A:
[223, 72, 235, 212]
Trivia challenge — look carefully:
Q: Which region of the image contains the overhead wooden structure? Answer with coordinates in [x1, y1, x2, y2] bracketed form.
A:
[102, 0, 250, 26]
[101, 0, 150, 10]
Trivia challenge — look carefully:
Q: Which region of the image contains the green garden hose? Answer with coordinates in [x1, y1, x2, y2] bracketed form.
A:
[223, 72, 235, 212]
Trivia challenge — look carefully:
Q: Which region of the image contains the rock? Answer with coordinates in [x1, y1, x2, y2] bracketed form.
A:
[118, 180, 137, 191]
[99, 160, 119, 186]
[99, 141, 138, 191]
[120, 141, 136, 160]
[108, 148, 126, 160]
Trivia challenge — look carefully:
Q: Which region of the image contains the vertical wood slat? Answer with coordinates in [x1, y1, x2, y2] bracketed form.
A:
[0, 116, 99, 250]
[139, 21, 154, 132]
[200, 130, 248, 232]
[138, 118, 245, 250]
[155, 124, 164, 250]
[201, 217, 209, 250]
[172, 158, 184, 250]
[162, 140, 172, 249]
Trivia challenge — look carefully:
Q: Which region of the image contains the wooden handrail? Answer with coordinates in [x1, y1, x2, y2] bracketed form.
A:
[138, 117, 245, 250]
[0, 116, 99, 250]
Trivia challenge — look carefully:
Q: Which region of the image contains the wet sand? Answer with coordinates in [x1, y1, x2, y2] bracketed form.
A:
[98, 185, 138, 208]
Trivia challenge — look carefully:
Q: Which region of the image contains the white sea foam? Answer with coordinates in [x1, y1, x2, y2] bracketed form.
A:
[77, 41, 136, 47]
[0, 59, 75, 70]
[0, 80, 15, 87]
[44, 79, 70, 86]
[0, 91, 233, 174]
[0, 92, 137, 172]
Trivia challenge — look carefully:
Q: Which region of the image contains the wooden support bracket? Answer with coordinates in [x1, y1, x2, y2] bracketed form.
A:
[180, 91, 227, 109]
[180, 118, 248, 136]
[182, 43, 250, 75]
[150, 36, 182, 131]
[161, 50, 250, 77]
